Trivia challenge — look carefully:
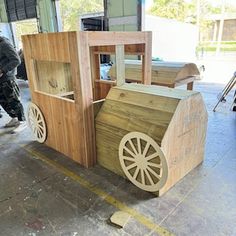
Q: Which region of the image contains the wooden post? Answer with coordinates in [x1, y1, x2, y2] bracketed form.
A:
[142, 32, 152, 85]
[115, 45, 125, 86]
[76, 32, 97, 167]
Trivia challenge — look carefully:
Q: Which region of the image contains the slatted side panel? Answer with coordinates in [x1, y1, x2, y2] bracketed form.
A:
[22, 33, 72, 63]
[22, 32, 96, 167]
[160, 93, 208, 196]
[33, 92, 85, 164]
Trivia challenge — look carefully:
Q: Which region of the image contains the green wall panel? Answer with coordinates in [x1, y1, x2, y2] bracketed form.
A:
[107, 0, 141, 31]
[37, 0, 57, 32]
[124, 0, 137, 16]
[124, 24, 137, 31]
[109, 25, 124, 31]
[0, 0, 8, 22]
[107, 0, 123, 17]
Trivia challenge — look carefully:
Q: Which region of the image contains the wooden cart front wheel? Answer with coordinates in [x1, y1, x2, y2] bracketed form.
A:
[27, 102, 47, 143]
[119, 132, 168, 192]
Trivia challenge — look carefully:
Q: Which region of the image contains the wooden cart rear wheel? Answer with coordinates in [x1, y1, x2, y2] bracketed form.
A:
[119, 132, 168, 192]
[27, 102, 47, 143]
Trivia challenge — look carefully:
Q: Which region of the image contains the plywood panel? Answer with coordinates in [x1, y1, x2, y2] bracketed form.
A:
[34, 61, 73, 95]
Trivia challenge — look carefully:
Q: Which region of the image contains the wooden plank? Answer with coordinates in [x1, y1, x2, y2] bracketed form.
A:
[115, 45, 125, 86]
[77, 31, 97, 167]
[109, 60, 199, 88]
[142, 32, 152, 85]
[87, 31, 151, 46]
[93, 44, 145, 55]
[22, 32, 72, 62]
[160, 93, 208, 195]
[32, 92, 84, 163]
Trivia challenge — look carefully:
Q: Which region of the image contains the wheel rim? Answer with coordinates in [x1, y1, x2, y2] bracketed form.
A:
[27, 102, 47, 143]
[119, 132, 168, 192]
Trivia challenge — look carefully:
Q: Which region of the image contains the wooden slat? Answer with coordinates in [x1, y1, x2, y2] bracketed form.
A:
[93, 44, 145, 55]
[115, 45, 125, 86]
[77, 31, 97, 167]
[109, 60, 199, 89]
[87, 31, 151, 46]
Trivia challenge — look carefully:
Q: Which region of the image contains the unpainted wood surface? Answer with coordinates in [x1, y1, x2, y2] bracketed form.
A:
[89, 32, 152, 100]
[34, 61, 73, 95]
[109, 60, 199, 89]
[96, 83, 207, 195]
[96, 84, 179, 179]
[22, 32, 96, 167]
[160, 93, 208, 195]
[32, 92, 85, 163]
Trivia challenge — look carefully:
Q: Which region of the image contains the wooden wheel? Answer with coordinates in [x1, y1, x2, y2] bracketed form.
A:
[27, 102, 47, 143]
[119, 132, 168, 192]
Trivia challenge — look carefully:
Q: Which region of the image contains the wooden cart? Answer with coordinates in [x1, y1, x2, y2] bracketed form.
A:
[96, 83, 208, 196]
[22, 31, 152, 168]
[23, 31, 207, 196]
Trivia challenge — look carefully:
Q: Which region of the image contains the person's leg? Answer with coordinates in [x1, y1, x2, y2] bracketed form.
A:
[1, 80, 25, 127]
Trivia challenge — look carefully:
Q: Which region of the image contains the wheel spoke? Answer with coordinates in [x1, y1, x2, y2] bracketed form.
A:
[37, 129, 42, 138]
[147, 162, 162, 169]
[37, 112, 40, 120]
[144, 169, 154, 185]
[126, 162, 138, 171]
[128, 139, 138, 155]
[133, 167, 140, 179]
[37, 128, 43, 137]
[140, 169, 145, 184]
[32, 108, 37, 117]
[146, 152, 158, 161]
[33, 126, 37, 135]
[147, 166, 161, 180]
[28, 103, 46, 143]
[142, 142, 150, 157]
[124, 146, 136, 158]
[137, 137, 141, 154]
[122, 155, 135, 163]
[37, 123, 44, 129]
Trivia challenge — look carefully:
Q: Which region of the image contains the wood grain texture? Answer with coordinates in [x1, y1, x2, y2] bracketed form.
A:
[88, 31, 152, 100]
[109, 60, 199, 90]
[22, 32, 95, 167]
[96, 83, 208, 196]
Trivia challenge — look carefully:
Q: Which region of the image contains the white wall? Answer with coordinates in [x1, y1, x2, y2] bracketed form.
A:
[0, 23, 20, 48]
[144, 15, 198, 62]
[0, 23, 13, 40]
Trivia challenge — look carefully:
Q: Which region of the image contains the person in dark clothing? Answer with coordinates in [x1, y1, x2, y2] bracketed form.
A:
[16, 49, 28, 81]
[0, 35, 26, 131]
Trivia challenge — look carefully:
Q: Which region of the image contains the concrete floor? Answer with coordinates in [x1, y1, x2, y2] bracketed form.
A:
[0, 79, 235, 236]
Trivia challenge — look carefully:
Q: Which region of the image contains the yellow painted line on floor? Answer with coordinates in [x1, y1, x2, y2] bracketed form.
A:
[21, 145, 174, 236]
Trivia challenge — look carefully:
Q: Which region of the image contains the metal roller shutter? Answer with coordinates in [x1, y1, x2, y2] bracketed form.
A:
[5, 0, 37, 22]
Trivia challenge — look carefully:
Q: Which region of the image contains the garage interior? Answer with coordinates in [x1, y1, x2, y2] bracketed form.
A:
[0, 1, 236, 236]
